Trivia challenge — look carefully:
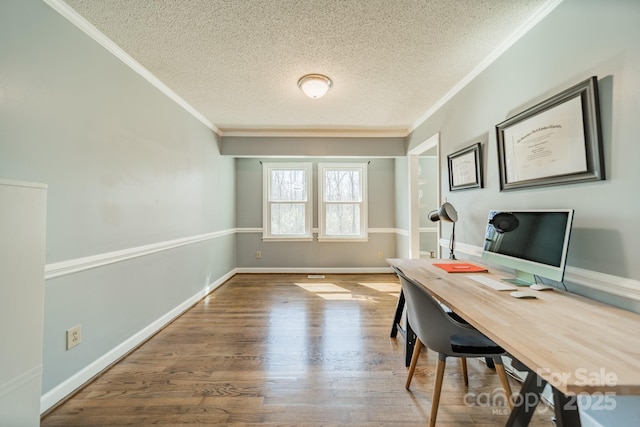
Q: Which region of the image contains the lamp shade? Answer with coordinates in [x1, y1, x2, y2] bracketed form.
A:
[429, 202, 459, 260]
[490, 212, 519, 233]
[429, 202, 458, 223]
[298, 74, 332, 99]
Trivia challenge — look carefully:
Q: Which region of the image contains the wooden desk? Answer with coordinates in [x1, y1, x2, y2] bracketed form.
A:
[388, 258, 640, 426]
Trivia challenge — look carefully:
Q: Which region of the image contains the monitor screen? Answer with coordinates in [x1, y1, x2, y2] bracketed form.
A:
[482, 209, 574, 285]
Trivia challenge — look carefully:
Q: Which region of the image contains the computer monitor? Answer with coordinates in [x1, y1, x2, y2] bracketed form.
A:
[482, 209, 574, 286]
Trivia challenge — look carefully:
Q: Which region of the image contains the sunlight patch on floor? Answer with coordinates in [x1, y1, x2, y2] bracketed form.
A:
[358, 282, 401, 292]
[294, 282, 399, 301]
[294, 283, 350, 293]
[317, 293, 356, 300]
[294, 282, 385, 301]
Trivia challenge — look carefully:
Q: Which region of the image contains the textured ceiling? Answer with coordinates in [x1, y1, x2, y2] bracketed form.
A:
[62, 0, 553, 136]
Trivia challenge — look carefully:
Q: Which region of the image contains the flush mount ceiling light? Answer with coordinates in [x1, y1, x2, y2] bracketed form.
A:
[297, 74, 333, 99]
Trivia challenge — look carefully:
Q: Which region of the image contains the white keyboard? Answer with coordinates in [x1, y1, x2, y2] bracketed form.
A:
[466, 275, 517, 291]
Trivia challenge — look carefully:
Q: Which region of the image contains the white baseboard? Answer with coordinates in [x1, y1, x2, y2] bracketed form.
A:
[41, 231, 638, 414]
[40, 266, 392, 413]
[235, 267, 394, 274]
[40, 269, 236, 414]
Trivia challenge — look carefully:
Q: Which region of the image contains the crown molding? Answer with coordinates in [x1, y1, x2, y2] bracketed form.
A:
[42, 0, 220, 135]
[42, 0, 562, 144]
[408, 0, 563, 134]
[219, 128, 410, 138]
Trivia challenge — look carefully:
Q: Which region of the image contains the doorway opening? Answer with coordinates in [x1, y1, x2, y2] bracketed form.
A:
[408, 133, 440, 259]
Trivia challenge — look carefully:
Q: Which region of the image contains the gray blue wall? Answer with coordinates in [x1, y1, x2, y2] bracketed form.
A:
[3, 0, 640, 422]
[235, 158, 397, 270]
[405, 1, 640, 423]
[1, 0, 235, 409]
[408, 0, 640, 282]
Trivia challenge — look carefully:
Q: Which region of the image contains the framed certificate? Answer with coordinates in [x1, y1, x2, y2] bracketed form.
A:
[496, 76, 604, 191]
[447, 142, 483, 191]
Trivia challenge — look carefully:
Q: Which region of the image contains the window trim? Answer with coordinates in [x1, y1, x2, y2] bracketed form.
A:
[262, 162, 313, 242]
[318, 162, 368, 242]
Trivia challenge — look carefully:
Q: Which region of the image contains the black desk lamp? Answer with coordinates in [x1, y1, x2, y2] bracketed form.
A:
[429, 202, 458, 260]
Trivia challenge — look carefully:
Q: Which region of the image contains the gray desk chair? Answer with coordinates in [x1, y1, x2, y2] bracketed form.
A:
[392, 267, 513, 427]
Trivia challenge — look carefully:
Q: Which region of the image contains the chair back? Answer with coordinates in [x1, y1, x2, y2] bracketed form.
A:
[393, 267, 490, 357]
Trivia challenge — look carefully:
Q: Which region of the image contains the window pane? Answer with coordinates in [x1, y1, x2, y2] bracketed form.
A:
[325, 204, 360, 235]
[271, 203, 306, 234]
[324, 170, 361, 202]
[271, 170, 307, 201]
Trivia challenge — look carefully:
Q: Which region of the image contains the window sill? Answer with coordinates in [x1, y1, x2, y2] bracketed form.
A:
[317, 237, 369, 243]
[262, 237, 314, 242]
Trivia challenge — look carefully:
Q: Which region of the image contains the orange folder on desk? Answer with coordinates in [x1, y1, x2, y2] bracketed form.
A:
[433, 263, 488, 273]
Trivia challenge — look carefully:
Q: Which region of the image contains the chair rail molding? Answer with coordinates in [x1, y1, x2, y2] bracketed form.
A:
[236, 267, 393, 274]
[42, 0, 218, 134]
[236, 227, 402, 234]
[45, 229, 236, 280]
[438, 238, 640, 303]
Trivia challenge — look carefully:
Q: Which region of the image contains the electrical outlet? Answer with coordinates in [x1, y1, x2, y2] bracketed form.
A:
[256, 250, 262, 259]
[377, 251, 383, 259]
[66, 325, 81, 350]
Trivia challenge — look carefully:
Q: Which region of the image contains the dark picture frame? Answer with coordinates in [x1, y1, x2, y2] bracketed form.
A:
[496, 76, 605, 191]
[447, 142, 483, 191]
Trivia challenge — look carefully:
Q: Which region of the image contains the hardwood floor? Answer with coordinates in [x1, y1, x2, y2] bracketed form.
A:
[42, 274, 554, 426]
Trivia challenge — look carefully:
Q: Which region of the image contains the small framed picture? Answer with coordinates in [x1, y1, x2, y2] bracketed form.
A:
[448, 142, 483, 191]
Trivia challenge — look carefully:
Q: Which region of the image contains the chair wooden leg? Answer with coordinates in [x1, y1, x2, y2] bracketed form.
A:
[493, 356, 514, 410]
[460, 357, 468, 386]
[405, 337, 422, 389]
[430, 354, 447, 427]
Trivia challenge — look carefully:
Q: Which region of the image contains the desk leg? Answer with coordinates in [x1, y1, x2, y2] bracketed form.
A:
[551, 388, 582, 427]
[505, 372, 581, 427]
[390, 290, 405, 337]
[389, 290, 415, 367]
[505, 371, 545, 427]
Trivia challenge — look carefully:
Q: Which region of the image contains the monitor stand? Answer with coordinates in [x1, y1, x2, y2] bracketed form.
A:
[501, 270, 536, 287]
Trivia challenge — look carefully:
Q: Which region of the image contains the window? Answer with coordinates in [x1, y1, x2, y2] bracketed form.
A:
[263, 163, 312, 241]
[318, 163, 368, 241]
